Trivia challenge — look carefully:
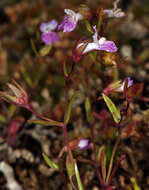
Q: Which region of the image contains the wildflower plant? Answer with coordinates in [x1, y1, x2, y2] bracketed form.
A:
[0, 0, 148, 190]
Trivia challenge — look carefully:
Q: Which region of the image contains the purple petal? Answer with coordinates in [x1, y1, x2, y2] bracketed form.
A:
[117, 77, 133, 91]
[98, 39, 117, 52]
[48, 19, 58, 30]
[58, 16, 69, 30]
[58, 16, 77, 32]
[78, 139, 89, 150]
[41, 32, 59, 45]
[40, 23, 48, 33]
[40, 20, 58, 33]
[127, 77, 134, 88]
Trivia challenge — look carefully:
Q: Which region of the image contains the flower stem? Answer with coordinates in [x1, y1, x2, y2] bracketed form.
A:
[63, 77, 74, 166]
[105, 133, 121, 184]
[90, 122, 104, 187]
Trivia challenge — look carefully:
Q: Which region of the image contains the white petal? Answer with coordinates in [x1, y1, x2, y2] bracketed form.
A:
[92, 25, 98, 43]
[98, 37, 106, 45]
[77, 42, 84, 49]
[64, 9, 75, 16]
[83, 42, 99, 54]
[75, 13, 83, 21]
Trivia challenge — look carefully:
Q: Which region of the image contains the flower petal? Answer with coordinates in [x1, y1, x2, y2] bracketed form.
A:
[103, 9, 125, 18]
[92, 25, 98, 43]
[58, 16, 76, 32]
[40, 20, 58, 33]
[64, 9, 75, 16]
[117, 77, 134, 92]
[83, 42, 99, 54]
[78, 139, 89, 150]
[50, 32, 59, 43]
[98, 39, 117, 52]
[41, 32, 59, 45]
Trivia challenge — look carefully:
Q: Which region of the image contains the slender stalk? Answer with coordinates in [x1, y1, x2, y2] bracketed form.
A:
[108, 154, 125, 184]
[82, 59, 104, 186]
[63, 78, 74, 166]
[27, 105, 63, 127]
[105, 134, 121, 184]
[90, 122, 104, 186]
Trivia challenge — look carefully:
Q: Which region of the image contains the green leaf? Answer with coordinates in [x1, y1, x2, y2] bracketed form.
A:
[40, 44, 52, 57]
[66, 157, 75, 179]
[85, 97, 91, 122]
[85, 21, 94, 34]
[66, 156, 77, 190]
[130, 177, 141, 190]
[28, 119, 63, 127]
[8, 105, 17, 118]
[100, 147, 106, 182]
[43, 153, 59, 170]
[106, 141, 113, 165]
[102, 93, 121, 123]
[21, 67, 32, 87]
[30, 39, 39, 56]
[63, 62, 68, 77]
[75, 161, 84, 190]
[0, 114, 6, 123]
[97, 145, 105, 162]
[65, 91, 77, 125]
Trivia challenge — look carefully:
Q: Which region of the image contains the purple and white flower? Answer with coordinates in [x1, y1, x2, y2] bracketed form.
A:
[40, 19, 59, 45]
[58, 9, 83, 32]
[78, 139, 89, 150]
[103, 0, 125, 18]
[117, 77, 133, 92]
[103, 8, 125, 18]
[73, 25, 117, 62]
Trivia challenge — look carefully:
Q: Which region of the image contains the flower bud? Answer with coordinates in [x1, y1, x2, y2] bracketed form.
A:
[78, 4, 92, 20]
[0, 80, 30, 110]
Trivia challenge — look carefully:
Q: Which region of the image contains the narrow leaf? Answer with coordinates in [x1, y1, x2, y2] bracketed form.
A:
[66, 156, 77, 190]
[65, 91, 77, 125]
[85, 21, 94, 34]
[97, 145, 105, 162]
[0, 114, 6, 123]
[130, 177, 141, 190]
[21, 66, 32, 87]
[30, 39, 39, 56]
[40, 44, 52, 56]
[43, 153, 59, 170]
[85, 97, 91, 122]
[100, 148, 106, 182]
[102, 93, 121, 123]
[106, 141, 113, 165]
[28, 119, 63, 127]
[63, 62, 68, 77]
[75, 161, 84, 190]
[8, 105, 17, 118]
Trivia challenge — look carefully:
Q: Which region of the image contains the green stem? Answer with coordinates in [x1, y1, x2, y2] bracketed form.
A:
[105, 134, 121, 184]
[63, 78, 74, 166]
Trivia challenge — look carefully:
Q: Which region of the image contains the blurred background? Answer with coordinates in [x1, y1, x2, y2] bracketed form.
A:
[0, 0, 149, 190]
